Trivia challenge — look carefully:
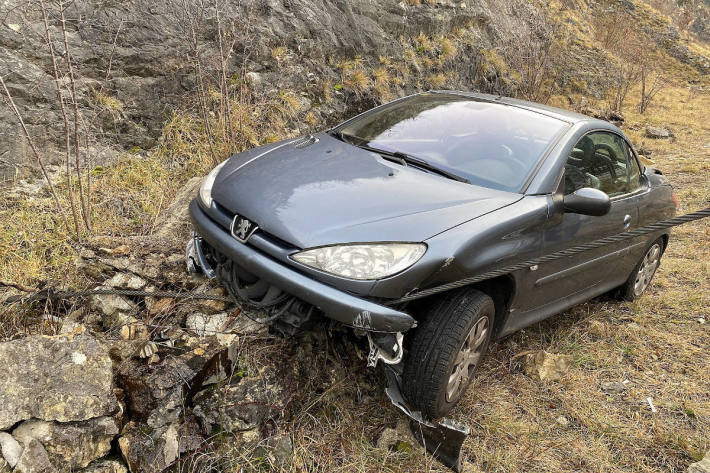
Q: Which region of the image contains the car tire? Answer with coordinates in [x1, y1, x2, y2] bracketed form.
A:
[616, 237, 665, 302]
[401, 288, 495, 419]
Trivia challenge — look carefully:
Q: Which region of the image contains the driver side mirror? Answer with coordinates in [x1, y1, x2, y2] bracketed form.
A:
[563, 187, 611, 216]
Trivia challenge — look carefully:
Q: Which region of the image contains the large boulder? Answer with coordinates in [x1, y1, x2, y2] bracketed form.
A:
[12, 417, 119, 470]
[0, 330, 117, 430]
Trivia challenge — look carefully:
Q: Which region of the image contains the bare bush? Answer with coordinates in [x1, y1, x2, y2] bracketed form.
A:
[593, 10, 666, 114]
[639, 68, 666, 114]
[168, 0, 261, 165]
[498, 4, 565, 104]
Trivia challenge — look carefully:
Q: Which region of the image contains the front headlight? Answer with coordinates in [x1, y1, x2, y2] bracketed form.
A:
[291, 243, 427, 280]
[199, 160, 227, 207]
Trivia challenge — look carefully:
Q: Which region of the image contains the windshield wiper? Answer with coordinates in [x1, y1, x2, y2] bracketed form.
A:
[357, 144, 471, 184]
[329, 129, 353, 143]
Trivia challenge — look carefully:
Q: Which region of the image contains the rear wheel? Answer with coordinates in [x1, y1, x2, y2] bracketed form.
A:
[616, 238, 664, 301]
[402, 288, 495, 419]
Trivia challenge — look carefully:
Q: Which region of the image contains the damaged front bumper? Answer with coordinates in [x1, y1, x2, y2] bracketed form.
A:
[188, 200, 417, 333]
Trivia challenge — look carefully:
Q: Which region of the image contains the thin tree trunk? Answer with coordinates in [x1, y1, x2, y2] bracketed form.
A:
[40, 0, 80, 238]
[59, 0, 90, 232]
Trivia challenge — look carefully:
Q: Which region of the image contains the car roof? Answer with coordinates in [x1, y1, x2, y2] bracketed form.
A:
[429, 90, 610, 127]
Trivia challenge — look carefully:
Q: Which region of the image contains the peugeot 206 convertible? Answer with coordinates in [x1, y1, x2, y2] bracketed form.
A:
[187, 92, 676, 419]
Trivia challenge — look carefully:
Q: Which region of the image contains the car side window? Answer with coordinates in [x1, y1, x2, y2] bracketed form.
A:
[626, 145, 641, 192]
[564, 132, 635, 197]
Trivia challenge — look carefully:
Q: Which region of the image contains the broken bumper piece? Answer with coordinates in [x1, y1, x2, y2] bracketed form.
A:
[384, 367, 469, 472]
[188, 199, 417, 333]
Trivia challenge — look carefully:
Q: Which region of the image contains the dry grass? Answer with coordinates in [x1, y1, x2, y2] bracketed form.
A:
[1, 0, 708, 471]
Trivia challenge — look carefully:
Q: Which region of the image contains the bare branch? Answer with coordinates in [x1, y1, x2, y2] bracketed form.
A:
[59, 0, 90, 231]
[40, 0, 81, 238]
[0, 75, 71, 233]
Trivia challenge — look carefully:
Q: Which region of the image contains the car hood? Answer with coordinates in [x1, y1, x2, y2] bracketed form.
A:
[211, 133, 523, 248]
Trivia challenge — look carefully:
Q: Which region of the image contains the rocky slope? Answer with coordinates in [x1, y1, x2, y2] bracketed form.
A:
[4, 0, 706, 184]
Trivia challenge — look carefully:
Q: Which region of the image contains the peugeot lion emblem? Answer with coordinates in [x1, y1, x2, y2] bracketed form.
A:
[230, 215, 258, 243]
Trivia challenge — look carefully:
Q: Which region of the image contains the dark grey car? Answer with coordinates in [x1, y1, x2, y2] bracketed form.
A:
[188, 91, 676, 419]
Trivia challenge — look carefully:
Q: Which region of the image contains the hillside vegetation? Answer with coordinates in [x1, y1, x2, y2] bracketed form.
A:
[0, 0, 709, 472]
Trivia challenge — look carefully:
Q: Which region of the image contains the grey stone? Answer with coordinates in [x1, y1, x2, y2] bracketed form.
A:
[270, 435, 293, 465]
[12, 417, 119, 470]
[81, 460, 128, 473]
[376, 419, 418, 452]
[185, 312, 229, 337]
[0, 432, 23, 468]
[89, 287, 136, 319]
[192, 372, 285, 434]
[245, 72, 263, 90]
[118, 420, 203, 473]
[646, 126, 672, 139]
[689, 451, 710, 473]
[106, 273, 147, 290]
[555, 415, 570, 428]
[523, 351, 572, 382]
[0, 331, 117, 430]
[601, 381, 627, 394]
[12, 439, 56, 473]
[153, 177, 203, 239]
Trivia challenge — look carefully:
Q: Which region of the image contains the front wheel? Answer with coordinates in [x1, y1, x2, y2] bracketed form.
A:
[616, 237, 665, 301]
[401, 288, 495, 419]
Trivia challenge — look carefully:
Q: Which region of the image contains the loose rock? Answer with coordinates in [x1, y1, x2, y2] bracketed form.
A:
[12, 417, 119, 470]
[0, 331, 117, 430]
[376, 419, 418, 453]
[90, 288, 136, 319]
[646, 126, 673, 139]
[192, 372, 285, 434]
[601, 381, 627, 394]
[0, 432, 23, 468]
[245, 72, 263, 90]
[185, 312, 229, 337]
[81, 460, 128, 473]
[523, 351, 572, 382]
[689, 451, 710, 473]
[118, 423, 178, 473]
[106, 274, 147, 290]
[12, 439, 56, 473]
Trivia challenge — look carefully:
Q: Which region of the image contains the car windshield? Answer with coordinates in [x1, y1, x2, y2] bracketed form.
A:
[336, 94, 569, 192]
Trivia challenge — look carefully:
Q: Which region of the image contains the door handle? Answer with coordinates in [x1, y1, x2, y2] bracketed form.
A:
[623, 214, 632, 229]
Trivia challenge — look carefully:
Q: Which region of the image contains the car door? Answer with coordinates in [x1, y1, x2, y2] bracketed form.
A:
[524, 130, 647, 309]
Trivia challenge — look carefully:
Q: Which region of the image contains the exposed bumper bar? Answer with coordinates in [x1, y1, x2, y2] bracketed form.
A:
[189, 200, 417, 333]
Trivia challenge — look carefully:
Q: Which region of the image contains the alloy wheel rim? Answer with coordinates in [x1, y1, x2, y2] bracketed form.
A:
[446, 315, 489, 402]
[633, 243, 661, 297]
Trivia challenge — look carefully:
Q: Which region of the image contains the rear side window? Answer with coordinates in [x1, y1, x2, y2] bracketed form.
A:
[626, 145, 641, 191]
[564, 132, 640, 197]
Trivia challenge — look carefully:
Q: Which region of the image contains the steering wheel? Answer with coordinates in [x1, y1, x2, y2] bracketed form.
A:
[564, 164, 593, 194]
[591, 143, 618, 179]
